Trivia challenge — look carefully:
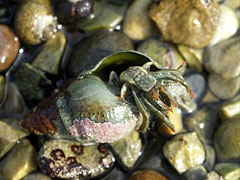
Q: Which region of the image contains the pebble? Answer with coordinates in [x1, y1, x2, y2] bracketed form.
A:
[137, 39, 184, 69]
[215, 163, 240, 180]
[184, 166, 207, 180]
[0, 24, 19, 72]
[111, 131, 142, 169]
[208, 73, 240, 100]
[163, 132, 205, 174]
[204, 37, 240, 79]
[0, 118, 28, 158]
[204, 171, 223, 180]
[214, 118, 240, 161]
[184, 103, 219, 142]
[0, 138, 37, 180]
[0, 75, 4, 102]
[123, 0, 154, 40]
[22, 172, 51, 180]
[129, 169, 168, 180]
[32, 31, 66, 75]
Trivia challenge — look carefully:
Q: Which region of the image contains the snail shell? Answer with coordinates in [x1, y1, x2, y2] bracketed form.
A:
[14, 0, 57, 45]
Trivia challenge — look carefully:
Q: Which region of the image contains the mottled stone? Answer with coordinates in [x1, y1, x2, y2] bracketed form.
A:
[137, 39, 184, 69]
[184, 103, 219, 142]
[123, 0, 154, 40]
[2, 82, 24, 114]
[209, 5, 239, 45]
[67, 31, 133, 77]
[149, 0, 221, 48]
[22, 172, 51, 180]
[32, 31, 66, 75]
[129, 169, 168, 180]
[178, 45, 204, 72]
[14, 63, 52, 104]
[204, 37, 240, 79]
[184, 166, 207, 180]
[0, 118, 28, 158]
[208, 74, 240, 100]
[0, 139, 37, 180]
[219, 95, 240, 121]
[77, 1, 127, 32]
[215, 163, 240, 180]
[111, 131, 142, 169]
[214, 118, 240, 161]
[157, 107, 183, 136]
[38, 139, 115, 179]
[163, 132, 205, 174]
[0, 24, 19, 72]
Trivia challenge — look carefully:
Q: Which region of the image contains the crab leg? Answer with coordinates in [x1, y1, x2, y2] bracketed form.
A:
[131, 87, 150, 131]
[140, 94, 175, 132]
[154, 74, 194, 98]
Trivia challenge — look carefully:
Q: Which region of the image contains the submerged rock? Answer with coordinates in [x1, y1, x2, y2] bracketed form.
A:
[129, 169, 168, 180]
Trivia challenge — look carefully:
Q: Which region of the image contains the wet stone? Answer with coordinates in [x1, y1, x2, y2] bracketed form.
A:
[38, 139, 115, 179]
[184, 70, 207, 102]
[0, 118, 28, 158]
[137, 39, 184, 69]
[14, 63, 52, 104]
[77, 0, 127, 32]
[204, 37, 240, 79]
[203, 144, 216, 172]
[209, 5, 239, 46]
[184, 103, 219, 142]
[106, 169, 125, 180]
[215, 163, 240, 180]
[219, 94, 240, 121]
[129, 169, 168, 180]
[163, 132, 205, 174]
[184, 166, 207, 180]
[110, 131, 142, 169]
[67, 31, 133, 77]
[0, 138, 37, 180]
[214, 118, 240, 161]
[149, 0, 221, 48]
[123, 0, 154, 40]
[32, 31, 66, 75]
[178, 45, 204, 72]
[0, 24, 19, 72]
[0, 75, 4, 102]
[157, 107, 183, 136]
[208, 73, 240, 100]
[1, 82, 24, 114]
[22, 172, 51, 180]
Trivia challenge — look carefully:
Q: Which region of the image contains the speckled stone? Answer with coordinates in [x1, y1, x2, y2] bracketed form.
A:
[208, 74, 240, 100]
[204, 171, 223, 180]
[204, 37, 240, 79]
[163, 132, 205, 174]
[0, 24, 19, 72]
[38, 139, 115, 179]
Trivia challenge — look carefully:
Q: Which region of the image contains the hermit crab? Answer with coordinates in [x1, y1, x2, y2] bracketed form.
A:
[21, 51, 194, 144]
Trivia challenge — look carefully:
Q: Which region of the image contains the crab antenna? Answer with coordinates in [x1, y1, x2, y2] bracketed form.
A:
[141, 95, 175, 132]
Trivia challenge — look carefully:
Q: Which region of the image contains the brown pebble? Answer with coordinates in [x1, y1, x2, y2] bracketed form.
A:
[129, 169, 168, 180]
[0, 24, 19, 72]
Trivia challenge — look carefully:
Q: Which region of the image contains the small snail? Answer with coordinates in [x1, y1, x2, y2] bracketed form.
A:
[14, 0, 57, 45]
